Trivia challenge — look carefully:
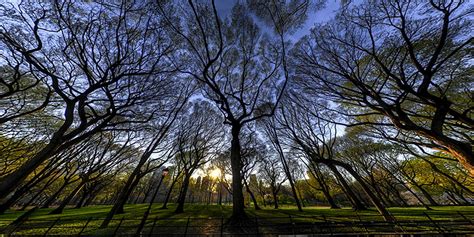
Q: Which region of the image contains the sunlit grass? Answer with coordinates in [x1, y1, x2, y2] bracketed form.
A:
[1, 204, 473, 235]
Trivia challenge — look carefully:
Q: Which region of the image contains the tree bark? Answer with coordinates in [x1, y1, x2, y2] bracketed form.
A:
[327, 164, 366, 210]
[0, 138, 61, 199]
[325, 160, 394, 222]
[244, 180, 260, 210]
[50, 182, 85, 214]
[229, 124, 247, 219]
[175, 173, 191, 213]
[272, 191, 279, 209]
[161, 175, 179, 209]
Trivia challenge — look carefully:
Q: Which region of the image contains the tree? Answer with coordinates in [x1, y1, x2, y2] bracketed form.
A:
[49, 132, 133, 214]
[100, 87, 188, 227]
[259, 156, 286, 209]
[0, 0, 179, 198]
[240, 131, 266, 210]
[174, 101, 223, 213]
[292, 0, 473, 174]
[277, 95, 394, 221]
[260, 116, 303, 211]
[159, 0, 309, 220]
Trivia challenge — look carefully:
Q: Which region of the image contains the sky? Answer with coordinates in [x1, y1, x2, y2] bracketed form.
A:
[214, 0, 341, 41]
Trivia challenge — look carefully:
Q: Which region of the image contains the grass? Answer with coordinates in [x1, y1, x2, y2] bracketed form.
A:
[1, 204, 473, 235]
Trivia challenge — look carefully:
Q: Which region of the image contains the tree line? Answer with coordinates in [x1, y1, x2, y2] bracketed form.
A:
[0, 0, 472, 225]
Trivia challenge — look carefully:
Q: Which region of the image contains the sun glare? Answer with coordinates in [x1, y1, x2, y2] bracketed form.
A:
[210, 168, 221, 179]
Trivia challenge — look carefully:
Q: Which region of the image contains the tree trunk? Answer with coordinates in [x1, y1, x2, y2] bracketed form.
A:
[229, 124, 247, 220]
[386, 169, 432, 210]
[20, 170, 63, 211]
[409, 181, 439, 206]
[74, 190, 89, 209]
[141, 179, 154, 204]
[287, 174, 303, 211]
[327, 164, 366, 210]
[100, 172, 142, 228]
[296, 187, 306, 207]
[279, 154, 303, 212]
[41, 181, 71, 209]
[0, 138, 62, 199]
[217, 181, 223, 206]
[50, 182, 85, 214]
[432, 134, 474, 176]
[175, 173, 191, 213]
[327, 161, 394, 222]
[312, 165, 339, 209]
[272, 191, 279, 209]
[0, 167, 61, 213]
[0, 181, 44, 214]
[446, 191, 462, 205]
[161, 175, 179, 209]
[83, 191, 98, 207]
[244, 180, 260, 210]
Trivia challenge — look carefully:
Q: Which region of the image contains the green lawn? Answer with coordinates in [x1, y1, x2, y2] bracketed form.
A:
[1, 204, 473, 235]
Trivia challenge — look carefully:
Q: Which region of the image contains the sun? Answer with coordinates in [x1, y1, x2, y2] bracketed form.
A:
[210, 168, 221, 179]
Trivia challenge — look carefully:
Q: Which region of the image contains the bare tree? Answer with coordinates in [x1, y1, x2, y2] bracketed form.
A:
[49, 131, 134, 214]
[0, 0, 179, 198]
[159, 0, 309, 220]
[174, 101, 224, 213]
[259, 155, 286, 209]
[100, 87, 189, 228]
[292, 0, 473, 174]
[260, 116, 303, 211]
[277, 95, 394, 221]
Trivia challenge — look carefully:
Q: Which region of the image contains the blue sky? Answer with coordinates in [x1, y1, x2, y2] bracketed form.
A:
[214, 0, 341, 41]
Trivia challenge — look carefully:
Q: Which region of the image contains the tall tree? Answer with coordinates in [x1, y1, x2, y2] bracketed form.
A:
[158, 1, 309, 220]
[260, 117, 303, 211]
[0, 0, 179, 198]
[277, 96, 393, 221]
[174, 101, 223, 213]
[292, 0, 473, 174]
[259, 156, 286, 209]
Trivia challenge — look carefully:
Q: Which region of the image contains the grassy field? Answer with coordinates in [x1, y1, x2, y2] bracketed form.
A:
[1, 204, 473, 235]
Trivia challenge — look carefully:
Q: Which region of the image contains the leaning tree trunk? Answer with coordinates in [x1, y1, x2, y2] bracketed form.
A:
[327, 164, 366, 210]
[327, 160, 394, 222]
[100, 172, 143, 228]
[229, 124, 247, 220]
[50, 182, 85, 214]
[161, 175, 179, 209]
[406, 178, 439, 206]
[41, 180, 72, 209]
[311, 165, 339, 209]
[0, 137, 62, 199]
[0, 166, 61, 214]
[74, 190, 89, 209]
[321, 184, 339, 209]
[175, 173, 191, 213]
[244, 180, 260, 210]
[280, 154, 303, 212]
[20, 168, 65, 211]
